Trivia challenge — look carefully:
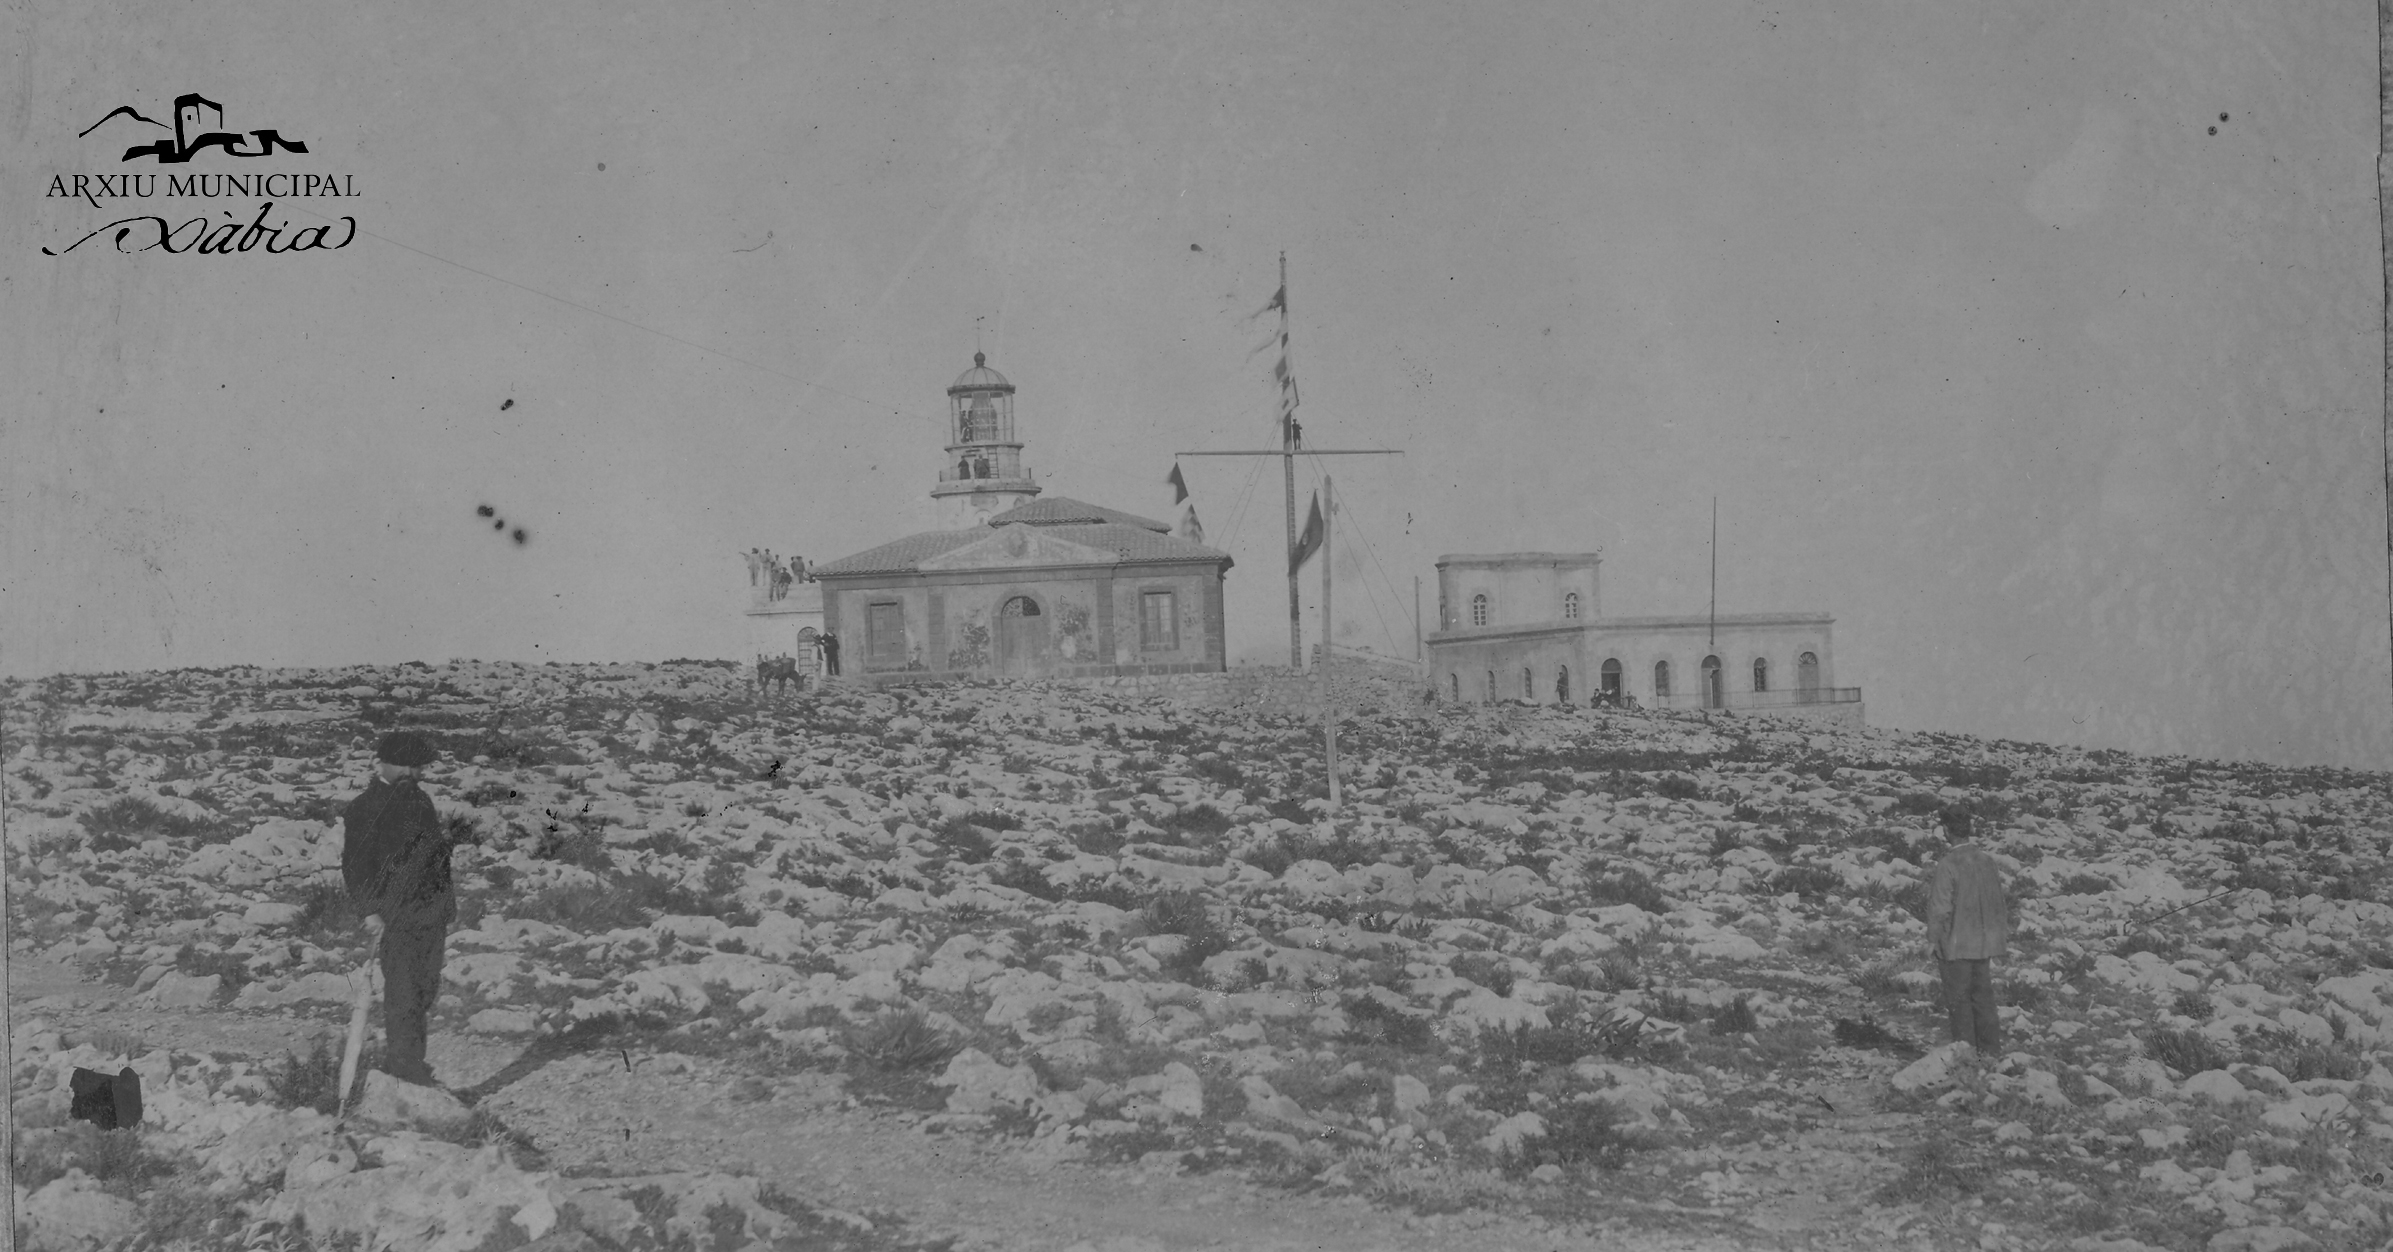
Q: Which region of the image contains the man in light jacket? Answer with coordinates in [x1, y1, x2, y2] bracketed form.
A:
[1925, 807, 2008, 1052]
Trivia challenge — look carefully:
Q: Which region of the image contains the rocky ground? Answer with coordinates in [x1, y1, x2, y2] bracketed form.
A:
[5, 660, 2391, 1252]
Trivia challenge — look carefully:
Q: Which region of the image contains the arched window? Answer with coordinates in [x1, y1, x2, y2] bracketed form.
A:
[1450, 672, 1460, 701]
[1797, 651, 1820, 696]
[1701, 655, 1724, 709]
[1470, 594, 1489, 627]
[1563, 591, 1580, 620]
[1002, 596, 1041, 616]
[1522, 667, 1534, 700]
[1485, 670, 1496, 703]
[1753, 657, 1769, 692]
[1653, 660, 1672, 698]
[1556, 665, 1570, 703]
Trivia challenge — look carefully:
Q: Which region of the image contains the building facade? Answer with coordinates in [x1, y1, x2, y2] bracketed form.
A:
[1425, 551, 1862, 723]
[796, 356, 1234, 686]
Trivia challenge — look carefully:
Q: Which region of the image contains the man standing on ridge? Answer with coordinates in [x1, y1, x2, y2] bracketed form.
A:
[1925, 806, 2009, 1052]
[342, 730, 456, 1087]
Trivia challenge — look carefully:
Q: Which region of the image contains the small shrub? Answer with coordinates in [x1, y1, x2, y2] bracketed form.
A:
[2171, 988, 2214, 1020]
[78, 794, 232, 846]
[1770, 866, 1837, 895]
[1581, 866, 1669, 915]
[1502, 1099, 1639, 1174]
[2055, 873, 2115, 896]
[1595, 952, 1644, 993]
[844, 1007, 958, 1072]
[1450, 951, 1516, 998]
[2141, 1026, 2229, 1077]
[269, 1034, 377, 1115]
[1159, 802, 1233, 840]
[1710, 996, 1758, 1035]
[1341, 993, 1436, 1050]
[1831, 1014, 1918, 1057]
[1654, 774, 1702, 801]
[1646, 990, 1703, 1024]
[13, 1122, 175, 1193]
[1875, 1138, 1985, 1202]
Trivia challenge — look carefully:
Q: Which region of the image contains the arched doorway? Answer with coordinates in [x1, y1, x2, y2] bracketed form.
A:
[1653, 660, 1672, 699]
[1752, 657, 1769, 693]
[1522, 667, 1533, 701]
[1556, 665, 1570, 704]
[1601, 658, 1622, 701]
[996, 595, 1047, 674]
[1701, 655, 1724, 709]
[796, 627, 821, 675]
[1797, 651, 1820, 698]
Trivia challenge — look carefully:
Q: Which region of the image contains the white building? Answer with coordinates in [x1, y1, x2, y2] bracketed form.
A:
[1424, 551, 1862, 723]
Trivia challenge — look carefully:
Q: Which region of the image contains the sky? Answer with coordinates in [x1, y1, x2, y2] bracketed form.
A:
[5, 1, 2386, 770]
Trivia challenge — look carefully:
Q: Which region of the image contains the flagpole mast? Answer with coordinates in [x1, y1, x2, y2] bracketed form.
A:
[1322, 474, 1340, 810]
[1280, 252, 1303, 668]
[1709, 496, 1717, 650]
[1175, 254, 1400, 676]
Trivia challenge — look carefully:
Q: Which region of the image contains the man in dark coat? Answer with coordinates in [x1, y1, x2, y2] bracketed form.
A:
[342, 731, 454, 1086]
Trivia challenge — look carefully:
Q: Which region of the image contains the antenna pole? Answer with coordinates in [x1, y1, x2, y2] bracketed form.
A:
[1281, 253, 1303, 667]
[1709, 496, 1718, 649]
[1322, 475, 1339, 811]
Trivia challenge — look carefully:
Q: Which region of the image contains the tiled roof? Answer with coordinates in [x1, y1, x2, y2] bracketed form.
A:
[987, 496, 1171, 533]
[1053, 523, 1232, 566]
[810, 530, 984, 577]
[814, 521, 1231, 577]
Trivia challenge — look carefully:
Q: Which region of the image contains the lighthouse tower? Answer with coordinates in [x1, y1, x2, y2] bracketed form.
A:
[931, 353, 1041, 529]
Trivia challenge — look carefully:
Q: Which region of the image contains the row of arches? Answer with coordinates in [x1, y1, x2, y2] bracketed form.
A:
[1445, 652, 1820, 706]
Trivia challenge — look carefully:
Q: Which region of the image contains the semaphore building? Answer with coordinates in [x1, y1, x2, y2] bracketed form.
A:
[1423, 551, 1863, 723]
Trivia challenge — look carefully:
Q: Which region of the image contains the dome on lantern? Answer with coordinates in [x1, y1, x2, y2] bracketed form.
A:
[948, 352, 1014, 396]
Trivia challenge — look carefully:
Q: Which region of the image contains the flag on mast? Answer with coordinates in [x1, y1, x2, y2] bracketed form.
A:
[1166, 463, 1189, 505]
[1289, 490, 1324, 572]
[1179, 505, 1204, 545]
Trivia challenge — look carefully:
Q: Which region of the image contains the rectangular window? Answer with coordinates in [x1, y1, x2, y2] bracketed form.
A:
[1140, 590, 1178, 650]
[867, 602, 905, 665]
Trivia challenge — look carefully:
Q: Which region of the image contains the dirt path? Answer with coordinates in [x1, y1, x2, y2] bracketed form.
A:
[10, 957, 1933, 1252]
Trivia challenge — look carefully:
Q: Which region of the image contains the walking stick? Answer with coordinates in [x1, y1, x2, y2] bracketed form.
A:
[337, 927, 383, 1121]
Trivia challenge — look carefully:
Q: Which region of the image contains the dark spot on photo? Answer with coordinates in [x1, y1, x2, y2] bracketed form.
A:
[477, 505, 495, 517]
[500, 398, 514, 411]
[512, 528, 528, 545]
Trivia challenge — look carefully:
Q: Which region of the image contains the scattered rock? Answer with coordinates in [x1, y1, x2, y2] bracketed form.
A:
[21, 1171, 141, 1252]
[141, 971, 222, 1008]
[350, 1071, 473, 1136]
[2205, 1228, 2319, 1252]
[1891, 1041, 1972, 1093]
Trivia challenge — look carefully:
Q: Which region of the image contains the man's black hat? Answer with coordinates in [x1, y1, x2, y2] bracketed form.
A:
[375, 731, 438, 768]
[1939, 806, 1974, 837]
